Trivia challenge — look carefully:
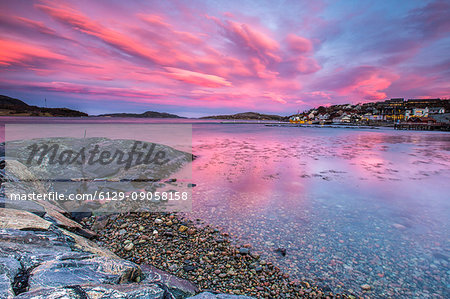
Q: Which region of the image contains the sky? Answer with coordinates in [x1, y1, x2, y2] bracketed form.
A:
[0, 0, 449, 117]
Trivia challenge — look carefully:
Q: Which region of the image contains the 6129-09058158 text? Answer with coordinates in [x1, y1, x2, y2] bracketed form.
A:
[8, 191, 189, 202]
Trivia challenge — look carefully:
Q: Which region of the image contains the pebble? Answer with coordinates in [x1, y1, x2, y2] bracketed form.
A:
[361, 284, 371, 291]
[239, 248, 250, 255]
[169, 264, 178, 272]
[124, 243, 134, 251]
[183, 265, 196, 272]
[274, 248, 287, 256]
[86, 213, 337, 298]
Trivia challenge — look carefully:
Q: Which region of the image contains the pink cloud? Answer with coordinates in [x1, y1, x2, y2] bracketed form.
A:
[36, 3, 171, 65]
[263, 92, 287, 104]
[314, 66, 399, 101]
[5, 1, 446, 115]
[0, 39, 66, 66]
[286, 34, 313, 53]
[212, 17, 280, 62]
[164, 67, 232, 88]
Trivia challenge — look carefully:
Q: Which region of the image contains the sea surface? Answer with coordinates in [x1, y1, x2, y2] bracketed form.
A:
[2, 117, 449, 298]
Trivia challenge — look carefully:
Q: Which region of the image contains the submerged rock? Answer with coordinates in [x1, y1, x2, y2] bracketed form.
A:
[361, 284, 371, 291]
[274, 247, 287, 257]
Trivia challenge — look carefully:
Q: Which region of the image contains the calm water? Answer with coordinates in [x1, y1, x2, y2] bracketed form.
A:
[2, 117, 449, 298]
[189, 123, 449, 298]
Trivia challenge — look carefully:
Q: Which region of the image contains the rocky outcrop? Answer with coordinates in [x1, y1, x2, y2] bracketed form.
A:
[0, 94, 88, 117]
[0, 138, 254, 298]
[0, 206, 255, 299]
[14, 283, 169, 298]
[28, 255, 141, 290]
[0, 208, 201, 298]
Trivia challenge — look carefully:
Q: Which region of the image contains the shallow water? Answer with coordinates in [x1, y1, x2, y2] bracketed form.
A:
[189, 123, 449, 298]
[2, 117, 449, 297]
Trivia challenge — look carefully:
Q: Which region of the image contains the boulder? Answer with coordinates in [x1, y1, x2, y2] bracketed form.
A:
[0, 273, 13, 299]
[28, 256, 141, 290]
[141, 264, 198, 298]
[0, 198, 46, 217]
[0, 257, 21, 298]
[0, 209, 52, 230]
[43, 208, 82, 228]
[14, 283, 168, 299]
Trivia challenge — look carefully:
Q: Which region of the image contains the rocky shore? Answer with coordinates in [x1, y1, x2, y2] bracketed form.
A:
[0, 205, 349, 298]
[0, 208, 198, 298]
[1, 137, 351, 298]
[84, 212, 348, 298]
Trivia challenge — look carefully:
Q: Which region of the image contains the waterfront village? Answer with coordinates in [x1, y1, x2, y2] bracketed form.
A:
[289, 98, 450, 130]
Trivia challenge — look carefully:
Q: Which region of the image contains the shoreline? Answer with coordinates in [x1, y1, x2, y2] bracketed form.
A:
[83, 212, 351, 298]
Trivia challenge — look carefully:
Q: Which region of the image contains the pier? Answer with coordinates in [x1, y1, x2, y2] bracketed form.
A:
[394, 122, 450, 131]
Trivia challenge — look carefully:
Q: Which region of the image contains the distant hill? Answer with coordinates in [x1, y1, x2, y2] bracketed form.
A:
[98, 111, 184, 118]
[0, 95, 88, 117]
[200, 112, 288, 121]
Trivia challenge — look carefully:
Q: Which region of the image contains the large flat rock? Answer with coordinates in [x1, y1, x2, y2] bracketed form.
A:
[14, 283, 168, 299]
[28, 256, 141, 290]
[0, 209, 52, 230]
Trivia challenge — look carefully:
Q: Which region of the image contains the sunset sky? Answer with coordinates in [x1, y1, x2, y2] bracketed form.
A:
[0, 0, 449, 117]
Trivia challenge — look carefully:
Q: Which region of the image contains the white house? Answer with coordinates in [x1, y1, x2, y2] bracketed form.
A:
[333, 114, 351, 123]
[406, 108, 429, 118]
[412, 107, 429, 117]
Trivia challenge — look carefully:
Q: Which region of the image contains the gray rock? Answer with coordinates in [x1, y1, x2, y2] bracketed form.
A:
[0, 198, 46, 217]
[238, 248, 250, 255]
[0, 256, 22, 281]
[15, 283, 168, 299]
[141, 264, 198, 298]
[0, 256, 21, 297]
[0, 273, 14, 299]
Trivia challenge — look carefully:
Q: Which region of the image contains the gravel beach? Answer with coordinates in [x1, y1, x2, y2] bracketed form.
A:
[84, 212, 352, 298]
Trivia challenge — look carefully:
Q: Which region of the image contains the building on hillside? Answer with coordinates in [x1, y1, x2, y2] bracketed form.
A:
[405, 108, 429, 118]
[376, 98, 405, 121]
[428, 107, 445, 114]
[406, 98, 441, 108]
[385, 98, 405, 106]
[413, 107, 429, 117]
[332, 114, 352, 123]
[318, 113, 330, 121]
